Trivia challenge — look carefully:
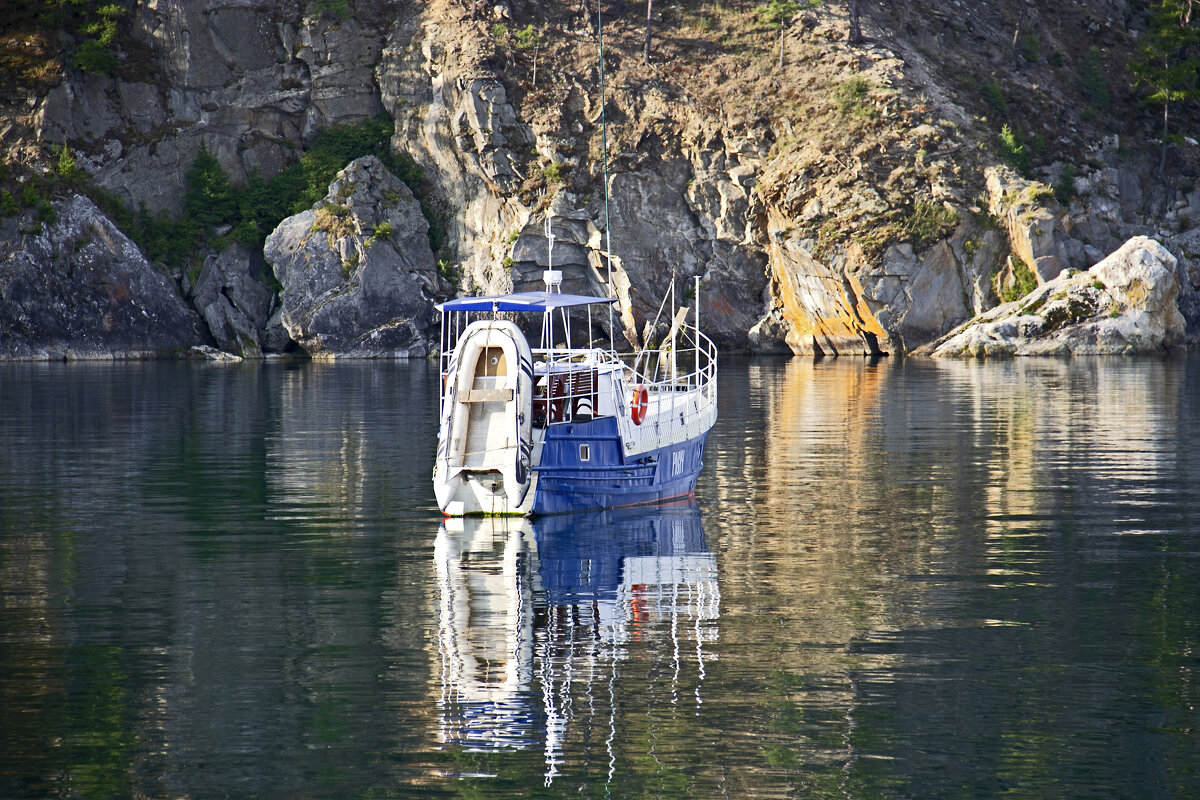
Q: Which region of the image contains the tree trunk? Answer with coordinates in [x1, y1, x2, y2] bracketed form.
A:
[1011, 0, 1028, 65]
[779, 22, 785, 69]
[1160, 99, 1170, 175]
[643, 0, 653, 63]
[848, 0, 863, 44]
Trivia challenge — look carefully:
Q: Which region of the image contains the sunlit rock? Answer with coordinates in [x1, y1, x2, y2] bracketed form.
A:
[925, 237, 1185, 357]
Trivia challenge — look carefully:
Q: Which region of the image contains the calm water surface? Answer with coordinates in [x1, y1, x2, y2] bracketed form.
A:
[1, 357, 1197, 799]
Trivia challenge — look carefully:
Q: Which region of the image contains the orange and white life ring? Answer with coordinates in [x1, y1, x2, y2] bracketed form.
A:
[630, 384, 649, 425]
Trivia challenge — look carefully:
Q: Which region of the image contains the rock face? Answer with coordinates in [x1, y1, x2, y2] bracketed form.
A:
[925, 237, 1186, 357]
[7, 0, 1200, 359]
[37, 3, 392, 216]
[263, 156, 446, 358]
[0, 195, 208, 359]
[191, 245, 277, 358]
[378, 22, 772, 351]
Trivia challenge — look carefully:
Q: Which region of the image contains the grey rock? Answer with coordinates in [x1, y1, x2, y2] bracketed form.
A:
[1118, 167, 1145, 214]
[0, 195, 208, 360]
[192, 245, 276, 357]
[263, 156, 446, 358]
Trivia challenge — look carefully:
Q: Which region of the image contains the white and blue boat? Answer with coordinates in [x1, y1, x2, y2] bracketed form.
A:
[433, 239, 717, 516]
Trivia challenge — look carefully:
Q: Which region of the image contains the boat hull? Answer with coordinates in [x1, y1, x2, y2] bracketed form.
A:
[530, 417, 711, 516]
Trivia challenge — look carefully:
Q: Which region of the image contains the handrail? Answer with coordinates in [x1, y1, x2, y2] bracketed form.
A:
[439, 313, 717, 430]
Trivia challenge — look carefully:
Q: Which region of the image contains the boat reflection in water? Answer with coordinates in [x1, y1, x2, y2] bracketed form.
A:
[434, 502, 719, 783]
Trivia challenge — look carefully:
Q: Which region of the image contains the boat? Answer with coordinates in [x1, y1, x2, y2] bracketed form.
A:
[432, 228, 718, 516]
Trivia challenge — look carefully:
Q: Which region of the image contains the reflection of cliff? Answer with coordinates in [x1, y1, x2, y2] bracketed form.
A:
[931, 357, 1182, 542]
[269, 365, 369, 525]
[703, 357, 1190, 797]
[0, 362, 444, 799]
[433, 504, 719, 783]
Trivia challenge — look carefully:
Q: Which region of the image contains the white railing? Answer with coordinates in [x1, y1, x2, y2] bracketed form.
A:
[440, 313, 718, 433]
[621, 324, 718, 444]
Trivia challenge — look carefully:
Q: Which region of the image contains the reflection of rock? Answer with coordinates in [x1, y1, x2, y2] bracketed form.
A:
[0, 195, 207, 360]
[263, 156, 445, 358]
[925, 237, 1185, 357]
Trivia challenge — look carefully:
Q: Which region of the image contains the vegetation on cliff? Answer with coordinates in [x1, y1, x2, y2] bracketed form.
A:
[81, 118, 441, 278]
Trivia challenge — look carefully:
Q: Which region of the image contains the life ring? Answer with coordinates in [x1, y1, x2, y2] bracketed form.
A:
[630, 384, 649, 425]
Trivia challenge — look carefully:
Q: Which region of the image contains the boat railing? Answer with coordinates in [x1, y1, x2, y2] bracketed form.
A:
[529, 347, 620, 426]
[439, 313, 717, 431]
[620, 323, 718, 440]
[624, 324, 717, 387]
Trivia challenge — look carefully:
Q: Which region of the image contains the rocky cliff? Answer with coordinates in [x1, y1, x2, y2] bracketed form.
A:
[2, 0, 1199, 359]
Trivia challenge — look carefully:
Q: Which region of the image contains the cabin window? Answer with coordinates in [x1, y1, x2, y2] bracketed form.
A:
[579, 444, 591, 462]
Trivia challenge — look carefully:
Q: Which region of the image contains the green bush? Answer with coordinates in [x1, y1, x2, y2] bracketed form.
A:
[52, 144, 81, 182]
[1054, 164, 1077, 205]
[90, 117, 444, 269]
[980, 77, 1007, 114]
[832, 76, 876, 119]
[1019, 33, 1040, 63]
[185, 144, 236, 229]
[903, 201, 958, 245]
[72, 3, 124, 74]
[996, 255, 1038, 303]
[73, 39, 117, 74]
[998, 124, 1030, 175]
[1078, 47, 1110, 109]
[514, 24, 540, 50]
[310, 0, 349, 21]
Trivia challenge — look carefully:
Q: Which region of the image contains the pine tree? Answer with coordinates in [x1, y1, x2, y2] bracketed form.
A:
[760, 0, 803, 69]
[184, 144, 236, 232]
[1132, 0, 1200, 172]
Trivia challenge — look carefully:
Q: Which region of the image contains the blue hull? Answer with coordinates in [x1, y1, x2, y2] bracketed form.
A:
[530, 417, 710, 516]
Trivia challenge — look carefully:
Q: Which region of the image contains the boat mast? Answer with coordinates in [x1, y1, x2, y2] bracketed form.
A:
[694, 275, 700, 387]
[596, 0, 614, 351]
[670, 276, 677, 383]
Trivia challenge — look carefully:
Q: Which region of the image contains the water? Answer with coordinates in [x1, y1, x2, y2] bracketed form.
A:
[1, 357, 1197, 799]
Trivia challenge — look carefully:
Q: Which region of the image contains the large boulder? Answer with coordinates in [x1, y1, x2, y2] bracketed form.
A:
[263, 156, 446, 358]
[0, 195, 208, 360]
[191, 245, 277, 357]
[924, 236, 1186, 357]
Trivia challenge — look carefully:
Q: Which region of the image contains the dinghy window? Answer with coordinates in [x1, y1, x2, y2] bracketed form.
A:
[579, 444, 591, 462]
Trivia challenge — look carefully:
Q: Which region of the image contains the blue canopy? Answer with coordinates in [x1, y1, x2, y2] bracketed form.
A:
[437, 291, 618, 314]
